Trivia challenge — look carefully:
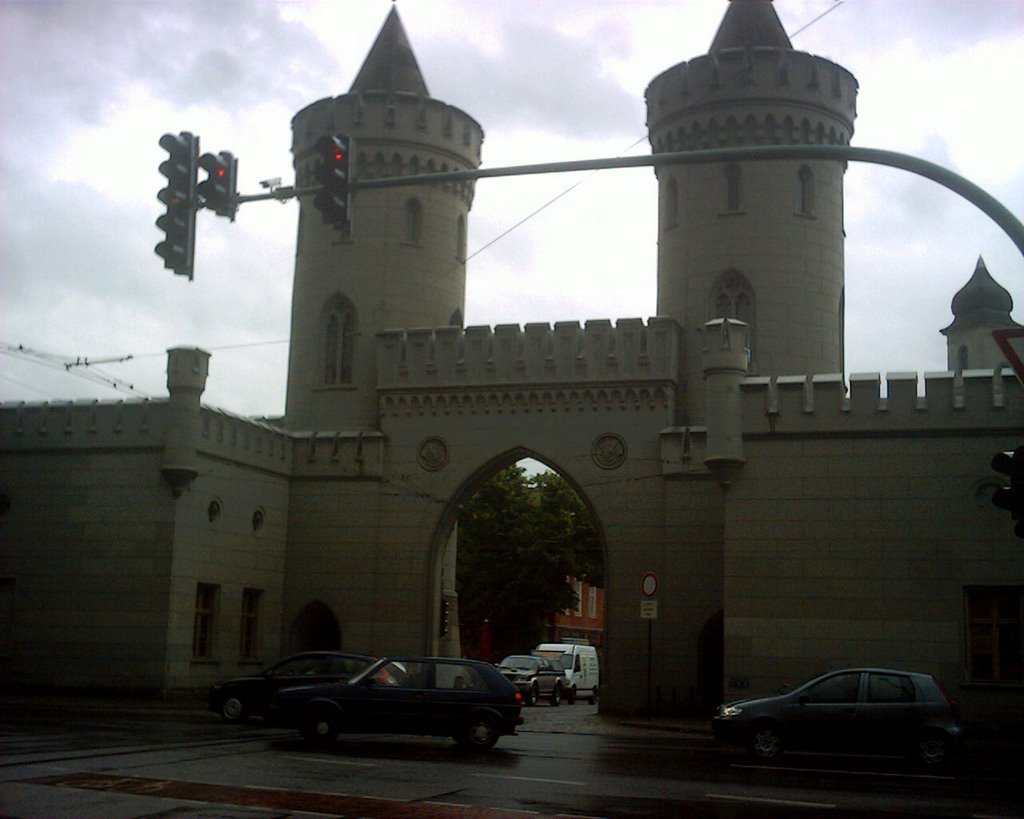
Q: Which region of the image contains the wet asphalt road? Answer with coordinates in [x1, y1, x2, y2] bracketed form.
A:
[0, 695, 1021, 818]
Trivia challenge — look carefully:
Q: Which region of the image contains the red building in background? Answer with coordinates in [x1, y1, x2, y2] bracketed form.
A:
[548, 579, 604, 648]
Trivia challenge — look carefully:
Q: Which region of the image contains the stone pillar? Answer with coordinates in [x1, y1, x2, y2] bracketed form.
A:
[701, 319, 748, 484]
[161, 347, 210, 497]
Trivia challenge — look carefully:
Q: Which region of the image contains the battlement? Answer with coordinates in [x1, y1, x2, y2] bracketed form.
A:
[647, 47, 857, 151]
[292, 91, 483, 171]
[197, 407, 294, 474]
[377, 317, 680, 390]
[0, 398, 165, 449]
[739, 369, 1022, 435]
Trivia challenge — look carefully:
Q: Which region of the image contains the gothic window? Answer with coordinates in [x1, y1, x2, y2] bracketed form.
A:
[724, 163, 742, 212]
[404, 198, 422, 245]
[710, 270, 755, 360]
[797, 165, 815, 215]
[322, 295, 357, 385]
[449, 308, 463, 327]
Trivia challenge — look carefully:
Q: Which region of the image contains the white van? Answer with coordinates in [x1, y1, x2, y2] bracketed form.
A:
[532, 643, 599, 704]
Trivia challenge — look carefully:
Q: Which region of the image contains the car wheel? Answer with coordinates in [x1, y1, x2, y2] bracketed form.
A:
[456, 714, 499, 751]
[550, 684, 561, 707]
[913, 730, 950, 768]
[524, 684, 538, 707]
[300, 707, 339, 747]
[588, 686, 598, 705]
[219, 696, 246, 723]
[566, 686, 577, 705]
[748, 722, 784, 761]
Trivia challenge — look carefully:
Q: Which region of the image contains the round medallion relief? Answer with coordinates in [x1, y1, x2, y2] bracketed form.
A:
[592, 433, 626, 470]
[417, 436, 450, 471]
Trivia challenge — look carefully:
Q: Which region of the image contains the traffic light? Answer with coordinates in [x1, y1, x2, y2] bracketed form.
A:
[991, 445, 1024, 538]
[198, 150, 238, 220]
[156, 131, 199, 279]
[313, 133, 351, 229]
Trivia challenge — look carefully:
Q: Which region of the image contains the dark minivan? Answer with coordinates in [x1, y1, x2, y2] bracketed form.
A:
[712, 668, 962, 767]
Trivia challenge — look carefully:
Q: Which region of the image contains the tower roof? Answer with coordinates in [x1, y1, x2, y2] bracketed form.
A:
[710, 0, 792, 52]
[350, 7, 429, 97]
[943, 256, 1021, 334]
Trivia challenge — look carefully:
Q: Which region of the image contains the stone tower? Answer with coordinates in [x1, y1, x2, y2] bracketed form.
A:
[645, 0, 858, 422]
[941, 257, 1022, 371]
[284, 9, 484, 431]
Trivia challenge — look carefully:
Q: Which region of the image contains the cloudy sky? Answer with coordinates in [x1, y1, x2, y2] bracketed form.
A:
[2, 0, 1022, 417]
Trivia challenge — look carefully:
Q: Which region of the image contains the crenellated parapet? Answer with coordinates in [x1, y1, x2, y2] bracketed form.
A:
[197, 408, 295, 475]
[0, 399, 164, 448]
[292, 91, 483, 205]
[740, 369, 1022, 435]
[377, 317, 680, 389]
[646, 46, 857, 153]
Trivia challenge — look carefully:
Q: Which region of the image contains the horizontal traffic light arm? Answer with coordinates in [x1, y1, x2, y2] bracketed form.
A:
[233, 145, 1024, 261]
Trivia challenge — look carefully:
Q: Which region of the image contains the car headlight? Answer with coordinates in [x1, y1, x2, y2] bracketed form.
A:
[718, 705, 743, 717]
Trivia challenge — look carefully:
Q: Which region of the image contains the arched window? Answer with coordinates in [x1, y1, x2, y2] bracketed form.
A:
[450, 308, 463, 328]
[724, 163, 742, 212]
[404, 198, 422, 244]
[797, 165, 814, 215]
[322, 295, 357, 385]
[710, 270, 756, 361]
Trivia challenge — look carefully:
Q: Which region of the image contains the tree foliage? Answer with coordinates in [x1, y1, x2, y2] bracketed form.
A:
[456, 465, 603, 660]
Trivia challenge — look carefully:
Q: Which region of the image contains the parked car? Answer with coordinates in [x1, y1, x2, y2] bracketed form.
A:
[208, 651, 375, 723]
[497, 654, 564, 706]
[712, 668, 962, 767]
[270, 656, 523, 751]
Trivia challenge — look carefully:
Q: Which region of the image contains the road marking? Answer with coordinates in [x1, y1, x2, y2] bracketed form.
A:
[706, 792, 837, 809]
[472, 773, 587, 787]
[732, 762, 955, 781]
[282, 754, 377, 768]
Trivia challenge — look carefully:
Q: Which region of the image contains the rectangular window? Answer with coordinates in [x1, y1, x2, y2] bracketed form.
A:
[574, 580, 583, 617]
[240, 588, 262, 660]
[966, 587, 1022, 683]
[588, 586, 597, 619]
[193, 583, 219, 660]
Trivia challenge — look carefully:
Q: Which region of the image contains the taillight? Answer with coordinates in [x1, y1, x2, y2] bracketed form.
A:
[514, 692, 522, 705]
[931, 675, 959, 721]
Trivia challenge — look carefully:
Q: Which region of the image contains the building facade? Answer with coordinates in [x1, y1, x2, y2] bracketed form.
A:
[1, 2, 1021, 722]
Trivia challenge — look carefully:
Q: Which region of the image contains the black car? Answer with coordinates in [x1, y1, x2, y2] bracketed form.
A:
[208, 651, 375, 723]
[497, 655, 564, 706]
[270, 656, 524, 750]
[712, 668, 962, 767]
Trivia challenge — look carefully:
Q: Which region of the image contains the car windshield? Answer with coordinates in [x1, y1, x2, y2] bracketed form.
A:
[499, 657, 538, 671]
[534, 651, 570, 670]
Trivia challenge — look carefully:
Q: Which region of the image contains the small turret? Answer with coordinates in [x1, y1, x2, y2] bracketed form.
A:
[941, 257, 1022, 371]
[161, 347, 210, 496]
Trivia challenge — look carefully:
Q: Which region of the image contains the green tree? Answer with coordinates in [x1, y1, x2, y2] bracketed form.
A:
[456, 465, 602, 660]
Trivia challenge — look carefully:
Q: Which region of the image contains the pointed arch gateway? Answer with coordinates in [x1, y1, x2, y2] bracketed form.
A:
[427, 447, 609, 662]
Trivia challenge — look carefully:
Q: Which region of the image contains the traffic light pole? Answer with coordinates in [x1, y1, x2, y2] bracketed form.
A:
[234, 145, 1024, 261]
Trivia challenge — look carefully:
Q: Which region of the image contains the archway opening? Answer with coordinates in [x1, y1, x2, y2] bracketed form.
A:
[289, 600, 342, 652]
[443, 455, 605, 668]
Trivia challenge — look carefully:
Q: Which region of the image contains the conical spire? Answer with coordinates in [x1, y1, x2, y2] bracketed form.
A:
[710, 0, 792, 52]
[943, 256, 1020, 332]
[349, 7, 429, 96]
